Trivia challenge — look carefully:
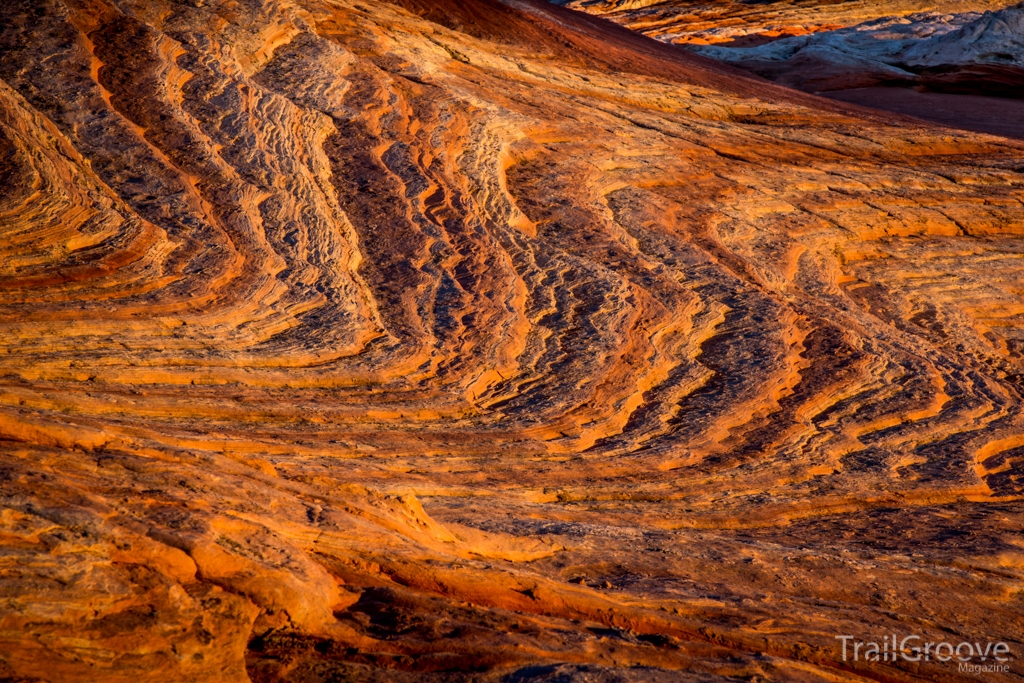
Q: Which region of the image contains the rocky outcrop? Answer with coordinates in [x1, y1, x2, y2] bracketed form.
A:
[1, 1, 1024, 682]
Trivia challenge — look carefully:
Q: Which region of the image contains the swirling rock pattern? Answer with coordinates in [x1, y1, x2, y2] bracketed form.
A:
[1, 1, 1023, 681]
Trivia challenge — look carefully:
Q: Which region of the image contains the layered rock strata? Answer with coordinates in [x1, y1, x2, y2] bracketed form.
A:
[0, 1, 1023, 682]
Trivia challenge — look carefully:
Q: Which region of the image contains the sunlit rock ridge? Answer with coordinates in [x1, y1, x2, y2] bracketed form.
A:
[0, 1, 1023, 682]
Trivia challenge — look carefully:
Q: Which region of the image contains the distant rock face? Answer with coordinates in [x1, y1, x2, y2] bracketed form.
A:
[555, 0, 1012, 45]
[904, 1, 1024, 66]
[690, 3, 1024, 94]
[1, 1, 1024, 682]
[566, 0, 1024, 97]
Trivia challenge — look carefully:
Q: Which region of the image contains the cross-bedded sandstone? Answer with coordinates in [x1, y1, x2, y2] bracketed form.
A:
[0, 1, 1022, 681]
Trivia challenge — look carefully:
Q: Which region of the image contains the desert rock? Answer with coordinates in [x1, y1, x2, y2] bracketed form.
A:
[0, 1, 1023, 682]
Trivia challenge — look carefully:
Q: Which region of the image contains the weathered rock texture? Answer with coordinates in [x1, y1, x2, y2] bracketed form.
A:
[0, 1, 1023, 682]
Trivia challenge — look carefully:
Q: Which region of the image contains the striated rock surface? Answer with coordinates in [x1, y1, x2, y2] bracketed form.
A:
[0, 1, 1023, 682]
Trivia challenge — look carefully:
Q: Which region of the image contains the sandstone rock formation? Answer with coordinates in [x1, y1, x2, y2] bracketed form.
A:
[1, 0, 1023, 682]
